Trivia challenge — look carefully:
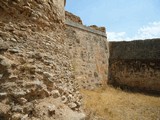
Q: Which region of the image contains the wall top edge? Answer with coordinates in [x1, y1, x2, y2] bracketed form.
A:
[65, 20, 107, 38]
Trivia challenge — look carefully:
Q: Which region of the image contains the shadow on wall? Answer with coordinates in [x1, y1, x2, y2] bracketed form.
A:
[109, 39, 160, 95]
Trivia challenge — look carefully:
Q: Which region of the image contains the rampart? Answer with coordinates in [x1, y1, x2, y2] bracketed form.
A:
[65, 12, 109, 89]
[1, 0, 159, 119]
[0, 1, 109, 119]
[109, 39, 160, 93]
[0, 0, 88, 119]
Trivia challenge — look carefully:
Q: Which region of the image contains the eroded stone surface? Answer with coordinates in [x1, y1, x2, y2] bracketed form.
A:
[0, 0, 109, 119]
[0, 0, 87, 119]
[65, 25, 109, 90]
[109, 39, 160, 93]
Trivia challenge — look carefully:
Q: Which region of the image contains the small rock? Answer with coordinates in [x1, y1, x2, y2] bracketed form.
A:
[43, 72, 52, 78]
[29, 65, 37, 74]
[0, 43, 9, 52]
[18, 97, 27, 105]
[68, 102, 77, 109]
[12, 91, 27, 97]
[68, 94, 73, 102]
[33, 52, 43, 59]
[48, 105, 56, 116]
[21, 114, 28, 120]
[8, 48, 20, 53]
[45, 43, 51, 46]
[11, 105, 23, 113]
[9, 74, 18, 80]
[23, 102, 34, 113]
[0, 103, 10, 115]
[51, 90, 60, 98]
[61, 95, 68, 103]
[76, 101, 81, 107]
[44, 89, 50, 97]
[12, 113, 22, 120]
[28, 59, 34, 63]
[13, 49, 20, 53]
[0, 92, 7, 98]
[10, 38, 17, 42]
[0, 55, 12, 68]
[26, 51, 34, 58]
[35, 68, 43, 74]
[43, 60, 53, 65]
[0, 74, 3, 79]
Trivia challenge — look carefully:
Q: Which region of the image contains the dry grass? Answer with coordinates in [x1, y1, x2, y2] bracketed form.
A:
[81, 86, 160, 120]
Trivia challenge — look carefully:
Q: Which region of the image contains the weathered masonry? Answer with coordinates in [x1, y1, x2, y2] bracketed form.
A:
[65, 11, 109, 89]
[0, 0, 88, 119]
[109, 39, 160, 93]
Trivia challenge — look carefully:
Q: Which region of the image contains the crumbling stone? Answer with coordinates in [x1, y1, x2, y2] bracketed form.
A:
[51, 90, 60, 98]
[48, 105, 56, 116]
[18, 97, 28, 105]
[109, 39, 160, 92]
[11, 113, 22, 120]
[0, 0, 109, 119]
[61, 95, 68, 104]
[65, 11, 83, 25]
[8, 48, 20, 53]
[68, 102, 77, 109]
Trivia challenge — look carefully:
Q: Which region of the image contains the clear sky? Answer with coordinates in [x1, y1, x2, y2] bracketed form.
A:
[65, 0, 160, 41]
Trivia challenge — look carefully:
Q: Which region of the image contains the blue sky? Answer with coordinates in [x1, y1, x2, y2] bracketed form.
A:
[65, 0, 160, 41]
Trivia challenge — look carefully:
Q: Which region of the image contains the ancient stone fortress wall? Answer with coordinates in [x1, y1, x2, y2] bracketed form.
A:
[0, 0, 65, 29]
[0, 0, 86, 119]
[109, 39, 160, 93]
[65, 12, 109, 89]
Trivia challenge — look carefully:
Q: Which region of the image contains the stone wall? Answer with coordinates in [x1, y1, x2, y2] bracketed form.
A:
[0, 0, 65, 30]
[0, 0, 109, 119]
[65, 15, 109, 89]
[109, 39, 160, 93]
[0, 1, 86, 119]
[65, 11, 83, 25]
